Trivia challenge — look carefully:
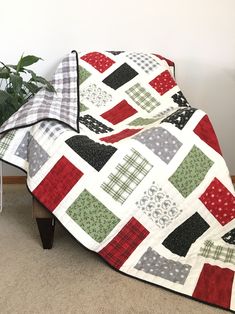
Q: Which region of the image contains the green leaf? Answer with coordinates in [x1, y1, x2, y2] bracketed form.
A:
[0, 67, 10, 79]
[33, 76, 56, 92]
[20, 55, 42, 67]
[25, 82, 41, 94]
[25, 69, 37, 80]
[45, 83, 56, 93]
[33, 75, 48, 84]
[10, 74, 23, 93]
[0, 90, 10, 102]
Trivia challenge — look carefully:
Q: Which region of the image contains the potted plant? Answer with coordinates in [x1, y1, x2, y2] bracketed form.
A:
[0, 54, 55, 126]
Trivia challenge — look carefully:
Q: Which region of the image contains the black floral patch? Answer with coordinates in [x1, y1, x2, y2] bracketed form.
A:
[161, 108, 197, 130]
[107, 51, 124, 55]
[162, 212, 210, 256]
[172, 91, 189, 107]
[79, 115, 113, 134]
[222, 228, 235, 245]
[103, 63, 138, 90]
[66, 135, 117, 171]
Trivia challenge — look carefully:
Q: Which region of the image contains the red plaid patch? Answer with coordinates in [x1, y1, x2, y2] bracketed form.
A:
[193, 263, 234, 309]
[33, 156, 83, 212]
[81, 52, 115, 73]
[194, 115, 222, 155]
[100, 128, 142, 143]
[101, 100, 137, 125]
[200, 178, 235, 225]
[149, 70, 176, 95]
[99, 217, 149, 269]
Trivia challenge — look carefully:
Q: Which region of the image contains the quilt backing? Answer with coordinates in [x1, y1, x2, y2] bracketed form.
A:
[0, 51, 235, 312]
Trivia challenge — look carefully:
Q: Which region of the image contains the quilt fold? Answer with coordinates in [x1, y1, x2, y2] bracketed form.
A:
[0, 50, 235, 312]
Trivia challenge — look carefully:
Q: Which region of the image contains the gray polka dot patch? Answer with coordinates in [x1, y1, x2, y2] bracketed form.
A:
[15, 132, 31, 161]
[134, 127, 182, 164]
[135, 247, 191, 284]
[28, 137, 49, 178]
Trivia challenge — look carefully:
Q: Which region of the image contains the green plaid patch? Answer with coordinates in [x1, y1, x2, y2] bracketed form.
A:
[199, 240, 235, 265]
[0, 131, 16, 158]
[125, 83, 160, 113]
[101, 148, 153, 204]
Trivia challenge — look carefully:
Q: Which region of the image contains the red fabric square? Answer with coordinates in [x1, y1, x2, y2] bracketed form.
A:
[193, 263, 234, 309]
[99, 217, 149, 269]
[199, 178, 235, 225]
[100, 128, 142, 143]
[149, 70, 176, 95]
[101, 100, 137, 125]
[81, 52, 115, 73]
[194, 115, 222, 155]
[33, 156, 83, 212]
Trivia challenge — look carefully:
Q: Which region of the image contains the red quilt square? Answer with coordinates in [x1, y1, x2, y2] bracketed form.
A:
[99, 217, 149, 269]
[81, 52, 115, 73]
[100, 128, 142, 143]
[200, 178, 235, 225]
[101, 100, 137, 125]
[149, 70, 176, 95]
[33, 156, 83, 212]
[193, 263, 234, 309]
[153, 54, 175, 67]
[194, 115, 222, 155]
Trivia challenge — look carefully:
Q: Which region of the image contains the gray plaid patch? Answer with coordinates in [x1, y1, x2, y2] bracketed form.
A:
[127, 53, 160, 73]
[101, 148, 153, 204]
[135, 247, 191, 284]
[39, 121, 70, 140]
[126, 83, 160, 113]
[0, 131, 16, 158]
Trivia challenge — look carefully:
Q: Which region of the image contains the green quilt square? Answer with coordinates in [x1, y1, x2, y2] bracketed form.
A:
[79, 65, 91, 85]
[0, 130, 16, 158]
[66, 189, 120, 243]
[169, 145, 214, 197]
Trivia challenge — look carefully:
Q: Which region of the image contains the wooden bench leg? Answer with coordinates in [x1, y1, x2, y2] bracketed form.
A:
[36, 218, 55, 249]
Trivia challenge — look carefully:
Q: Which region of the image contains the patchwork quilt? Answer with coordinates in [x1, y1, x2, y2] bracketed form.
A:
[0, 51, 235, 312]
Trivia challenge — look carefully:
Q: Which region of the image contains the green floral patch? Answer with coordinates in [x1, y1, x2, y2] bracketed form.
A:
[80, 102, 89, 112]
[169, 145, 214, 197]
[66, 189, 120, 243]
[128, 117, 158, 126]
[79, 65, 91, 85]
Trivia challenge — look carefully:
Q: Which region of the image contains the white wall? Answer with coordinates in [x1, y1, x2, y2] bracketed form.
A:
[1, 0, 235, 174]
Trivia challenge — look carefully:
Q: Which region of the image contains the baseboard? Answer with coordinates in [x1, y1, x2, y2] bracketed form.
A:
[3, 176, 27, 184]
[2, 175, 235, 184]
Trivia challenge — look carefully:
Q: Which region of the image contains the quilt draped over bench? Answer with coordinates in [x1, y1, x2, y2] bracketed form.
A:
[0, 51, 235, 312]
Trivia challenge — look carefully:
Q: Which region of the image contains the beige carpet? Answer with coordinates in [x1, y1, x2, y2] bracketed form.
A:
[0, 185, 229, 314]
